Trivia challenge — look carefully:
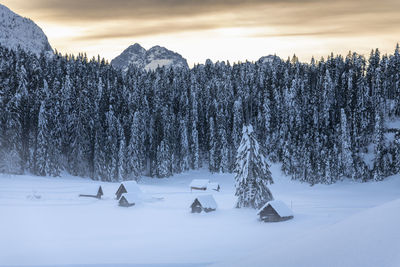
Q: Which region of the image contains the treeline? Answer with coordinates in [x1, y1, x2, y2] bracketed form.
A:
[1, 44, 400, 184]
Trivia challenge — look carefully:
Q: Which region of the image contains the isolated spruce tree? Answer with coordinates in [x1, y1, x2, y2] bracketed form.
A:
[235, 124, 274, 209]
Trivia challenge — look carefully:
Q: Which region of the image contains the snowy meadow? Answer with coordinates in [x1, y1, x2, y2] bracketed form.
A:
[1, 164, 400, 267]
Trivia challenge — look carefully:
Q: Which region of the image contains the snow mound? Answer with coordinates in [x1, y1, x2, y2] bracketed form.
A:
[120, 181, 143, 195]
[207, 182, 220, 191]
[190, 179, 210, 189]
[80, 185, 102, 196]
[217, 198, 400, 267]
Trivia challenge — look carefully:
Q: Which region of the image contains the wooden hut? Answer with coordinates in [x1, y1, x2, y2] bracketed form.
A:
[79, 185, 103, 199]
[207, 182, 220, 192]
[190, 194, 217, 213]
[118, 193, 138, 207]
[189, 179, 210, 191]
[115, 181, 142, 200]
[257, 200, 294, 222]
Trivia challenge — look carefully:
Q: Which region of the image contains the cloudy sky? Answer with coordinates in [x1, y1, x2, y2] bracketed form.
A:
[3, 0, 400, 66]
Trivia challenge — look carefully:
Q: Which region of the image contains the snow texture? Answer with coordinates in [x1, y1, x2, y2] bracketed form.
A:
[80, 185, 102, 196]
[207, 182, 220, 191]
[0, 166, 400, 266]
[119, 181, 143, 195]
[0, 4, 53, 56]
[193, 194, 218, 210]
[111, 43, 188, 71]
[235, 125, 274, 209]
[257, 200, 293, 217]
[190, 179, 210, 189]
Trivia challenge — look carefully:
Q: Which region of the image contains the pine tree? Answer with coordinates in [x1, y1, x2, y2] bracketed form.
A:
[208, 117, 218, 172]
[235, 124, 274, 209]
[179, 119, 189, 172]
[373, 105, 386, 181]
[35, 101, 48, 176]
[117, 122, 126, 181]
[340, 109, 354, 179]
[394, 133, 400, 174]
[190, 90, 200, 169]
[157, 140, 172, 178]
[126, 112, 143, 181]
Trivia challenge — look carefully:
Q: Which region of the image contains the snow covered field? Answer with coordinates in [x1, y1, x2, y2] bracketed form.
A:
[1, 164, 400, 267]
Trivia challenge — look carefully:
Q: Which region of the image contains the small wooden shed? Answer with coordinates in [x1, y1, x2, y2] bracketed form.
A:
[190, 179, 210, 191]
[257, 200, 294, 222]
[79, 185, 103, 199]
[190, 194, 217, 213]
[207, 182, 220, 192]
[115, 181, 142, 200]
[118, 193, 138, 207]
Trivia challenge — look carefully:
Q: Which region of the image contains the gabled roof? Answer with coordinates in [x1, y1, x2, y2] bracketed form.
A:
[120, 193, 140, 204]
[190, 179, 210, 188]
[257, 200, 293, 217]
[119, 181, 143, 195]
[193, 194, 217, 209]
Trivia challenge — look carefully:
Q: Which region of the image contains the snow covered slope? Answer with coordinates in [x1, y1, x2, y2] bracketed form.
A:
[217, 198, 400, 267]
[111, 43, 189, 71]
[1, 165, 399, 266]
[0, 4, 53, 56]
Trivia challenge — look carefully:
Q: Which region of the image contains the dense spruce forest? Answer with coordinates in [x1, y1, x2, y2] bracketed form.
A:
[1, 44, 400, 184]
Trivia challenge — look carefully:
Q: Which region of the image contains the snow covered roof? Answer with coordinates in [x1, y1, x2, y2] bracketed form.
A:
[121, 181, 143, 195]
[257, 200, 293, 217]
[193, 194, 217, 209]
[120, 193, 140, 204]
[81, 185, 102, 195]
[207, 182, 220, 191]
[190, 179, 210, 188]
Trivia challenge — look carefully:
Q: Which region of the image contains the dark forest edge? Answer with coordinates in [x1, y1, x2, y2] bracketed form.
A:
[1, 44, 400, 184]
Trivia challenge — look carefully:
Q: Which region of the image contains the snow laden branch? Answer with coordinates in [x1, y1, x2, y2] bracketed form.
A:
[235, 124, 273, 209]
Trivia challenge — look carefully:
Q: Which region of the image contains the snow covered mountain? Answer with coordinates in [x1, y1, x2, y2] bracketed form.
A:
[0, 4, 53, 56]
[111, 43, 189, 71]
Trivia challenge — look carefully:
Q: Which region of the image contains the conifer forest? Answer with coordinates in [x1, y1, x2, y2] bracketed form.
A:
[1, 44, 400, 184]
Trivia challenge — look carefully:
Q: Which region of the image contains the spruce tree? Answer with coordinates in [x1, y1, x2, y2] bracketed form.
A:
[157, 140, 172, 178]
[235, 124, 274, 209]
[126, 112, 143, 181]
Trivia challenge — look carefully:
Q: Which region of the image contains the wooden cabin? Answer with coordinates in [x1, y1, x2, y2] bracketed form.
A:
[115, 181, 142, 200]
[257, 200, 294, 222]
[79, 185, 103, 199]
[118, 193, 137, 207]
[189, 179, 210, 191]
[207, 182, 220, 192]
[190, 194, 217, 213]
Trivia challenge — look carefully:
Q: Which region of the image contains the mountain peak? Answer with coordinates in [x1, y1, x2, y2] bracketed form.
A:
[111, 44, 188, 71]
[126, 43, 145, 52]
[0, 4, 53, 56]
